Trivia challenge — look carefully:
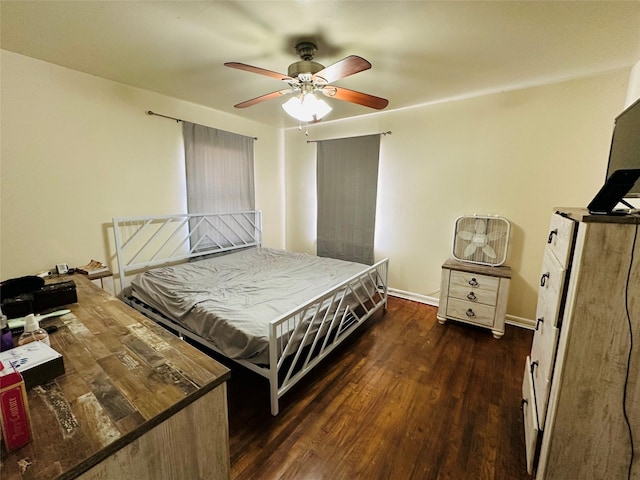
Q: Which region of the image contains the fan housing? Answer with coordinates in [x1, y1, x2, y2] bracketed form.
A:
[287, 42, 324, 77]
[452, 215, 511, 266]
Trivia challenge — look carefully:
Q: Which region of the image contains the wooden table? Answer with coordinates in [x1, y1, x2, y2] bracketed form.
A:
[1, 274, 231, 479]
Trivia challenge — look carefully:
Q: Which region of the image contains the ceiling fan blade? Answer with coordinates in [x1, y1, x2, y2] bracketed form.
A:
[322, 86, 389, 110]
[314, 55, 371, 83]
[224, 62, 293, 82]
[234, 89, 293, 108]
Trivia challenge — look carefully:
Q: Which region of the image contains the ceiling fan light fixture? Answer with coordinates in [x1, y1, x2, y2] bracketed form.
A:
[282, 92, 332, 122]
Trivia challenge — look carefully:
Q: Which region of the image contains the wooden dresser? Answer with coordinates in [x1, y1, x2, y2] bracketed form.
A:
[522, 209, 640, 479]
[1, 274, 231, 479]
[437, 259, 511, 338]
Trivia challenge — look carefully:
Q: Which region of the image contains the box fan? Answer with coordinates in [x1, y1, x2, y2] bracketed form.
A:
[452, 215, 511, 266]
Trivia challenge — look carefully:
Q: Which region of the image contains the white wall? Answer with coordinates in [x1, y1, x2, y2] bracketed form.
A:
[284, 70, 630, 321]
[0, 50, 284, 280]
[1, 49, 633, 322]
[626, 59, 640, 106]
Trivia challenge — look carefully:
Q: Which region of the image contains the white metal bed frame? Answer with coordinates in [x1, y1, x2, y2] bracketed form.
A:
[113, 211, 388, 415]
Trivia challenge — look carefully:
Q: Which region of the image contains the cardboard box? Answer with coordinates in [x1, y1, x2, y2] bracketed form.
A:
[0, 361, 32, 451]
[0, 342, 65, 389]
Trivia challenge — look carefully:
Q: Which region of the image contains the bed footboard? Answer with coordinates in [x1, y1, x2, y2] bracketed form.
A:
[267, 258, 388, 415]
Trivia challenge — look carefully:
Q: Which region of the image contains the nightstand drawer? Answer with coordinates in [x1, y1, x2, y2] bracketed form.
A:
[446, 298, 495, 327]
[449, 271, 499, 305]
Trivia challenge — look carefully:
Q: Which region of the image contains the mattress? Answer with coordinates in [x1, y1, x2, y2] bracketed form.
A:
[130, 247, 369, 365]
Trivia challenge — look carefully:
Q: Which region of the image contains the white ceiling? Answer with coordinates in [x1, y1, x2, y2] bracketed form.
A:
[2, 1, 640, 128]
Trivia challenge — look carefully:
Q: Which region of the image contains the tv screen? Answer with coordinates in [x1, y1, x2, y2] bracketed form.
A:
[605, 98, 640, 198]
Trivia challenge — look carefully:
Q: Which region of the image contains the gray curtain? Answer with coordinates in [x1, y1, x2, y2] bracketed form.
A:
[183, 122, 255, 213]
[182, 122, 255, 247]
[317, 134, 381, 264]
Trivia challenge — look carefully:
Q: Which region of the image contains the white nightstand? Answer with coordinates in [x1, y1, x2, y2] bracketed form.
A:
[437, 259, 511, 339]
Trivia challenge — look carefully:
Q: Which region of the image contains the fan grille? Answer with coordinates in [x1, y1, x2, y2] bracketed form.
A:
[452, 215, 510, 266]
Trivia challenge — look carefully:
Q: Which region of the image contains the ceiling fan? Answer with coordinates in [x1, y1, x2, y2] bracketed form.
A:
[224, 41, 389, 122]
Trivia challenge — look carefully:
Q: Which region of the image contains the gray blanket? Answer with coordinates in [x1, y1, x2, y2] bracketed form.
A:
[131, 247, 368, 364]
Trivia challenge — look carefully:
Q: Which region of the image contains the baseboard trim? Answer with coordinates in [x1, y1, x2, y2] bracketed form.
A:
[388, 288, 439, 307]
[388, 288, 534, 330]
[506, 314, 535, 330]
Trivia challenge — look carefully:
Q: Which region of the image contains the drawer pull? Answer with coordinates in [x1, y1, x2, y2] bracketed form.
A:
[520, 398, 528, 411]
[547, 228, 558, 244]
[540, 272, 550, 287]
[467, 292, 477, 301]
[468, 278, 479, 287]
[530, 360, 539, 374]
[536, 317, 544, 330]
[466, 309, 476, 318]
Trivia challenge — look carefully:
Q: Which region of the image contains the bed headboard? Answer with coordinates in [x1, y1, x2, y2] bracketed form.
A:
[113, 211, 262, 290]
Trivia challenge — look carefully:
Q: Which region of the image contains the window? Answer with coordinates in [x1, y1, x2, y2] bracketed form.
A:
[316, 134, 381, 264]
[182, 122, 255, 247]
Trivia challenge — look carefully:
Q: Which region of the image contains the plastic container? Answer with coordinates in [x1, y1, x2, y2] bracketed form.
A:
[17, 314, 50, 347]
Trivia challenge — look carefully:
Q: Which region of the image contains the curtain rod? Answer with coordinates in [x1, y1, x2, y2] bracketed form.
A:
[306, 131, 392, 143]
[146, 110, 258, 140]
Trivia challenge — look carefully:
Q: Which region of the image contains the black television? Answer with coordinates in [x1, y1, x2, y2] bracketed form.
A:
[605, 97, 640, 198]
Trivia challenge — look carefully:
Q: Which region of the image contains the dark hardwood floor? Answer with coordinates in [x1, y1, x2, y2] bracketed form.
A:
[223, 296, 534, 480]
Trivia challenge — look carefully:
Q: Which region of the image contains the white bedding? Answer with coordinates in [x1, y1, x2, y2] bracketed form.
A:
[130, 247, 369, 364]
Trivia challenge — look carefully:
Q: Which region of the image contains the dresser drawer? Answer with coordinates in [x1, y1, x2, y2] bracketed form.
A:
[537, 248, 568, 328]
[446, 298, 495, 327]
[522, 356, 540, 475]
[449, 271, 499, 305]
[546, 213, 576, 269]
[530, 320, 559, 428]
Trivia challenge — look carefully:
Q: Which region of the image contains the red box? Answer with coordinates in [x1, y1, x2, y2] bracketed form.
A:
[0, 360, 32, 451]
